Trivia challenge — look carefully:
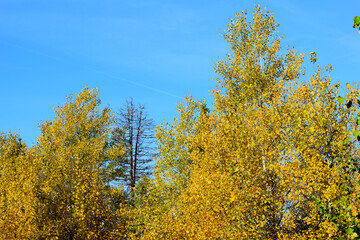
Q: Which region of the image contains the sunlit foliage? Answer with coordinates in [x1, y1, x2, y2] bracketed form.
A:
[34, 87, 127, 239]
[137, 6, 360, 239]
[0, 133, 38, 239]
[0, 88, 128, 239]
[1, 5, 359, 240]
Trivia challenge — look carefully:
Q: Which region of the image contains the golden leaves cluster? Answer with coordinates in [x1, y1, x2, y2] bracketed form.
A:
[0, 87, 128, 239]
[136, 5, 360, 239]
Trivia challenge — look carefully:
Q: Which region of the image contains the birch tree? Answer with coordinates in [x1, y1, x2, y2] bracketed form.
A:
[139, 5, 360, 239]
[35, 87, 127, 239]
[0, 133, 38, 239]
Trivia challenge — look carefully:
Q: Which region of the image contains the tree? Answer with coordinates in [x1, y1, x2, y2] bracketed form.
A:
[312, 85, 360, 240]
[139, 5, 360, 239]
[129, 97, 206, 239]
[0, 133, 38, 239]
[114, 98, 155, 195]
[34, 87, 127, 239]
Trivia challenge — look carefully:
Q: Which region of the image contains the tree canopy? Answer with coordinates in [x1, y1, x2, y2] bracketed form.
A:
[133, 6, 360, 239]
[1, 5, 359, 240]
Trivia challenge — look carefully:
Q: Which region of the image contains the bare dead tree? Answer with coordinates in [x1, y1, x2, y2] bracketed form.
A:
[114, 98, 155, 194]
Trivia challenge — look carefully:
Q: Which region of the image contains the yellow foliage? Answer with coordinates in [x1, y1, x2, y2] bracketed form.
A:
[0, 134, 38, 239]
[0, 87, 128, 239]
[34, 87, 127, 239]
[138, 5, 360, 239]
[0, 5, 359, 240]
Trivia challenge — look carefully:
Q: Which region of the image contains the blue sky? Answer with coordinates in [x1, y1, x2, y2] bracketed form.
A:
[0, 0, 359, 145]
